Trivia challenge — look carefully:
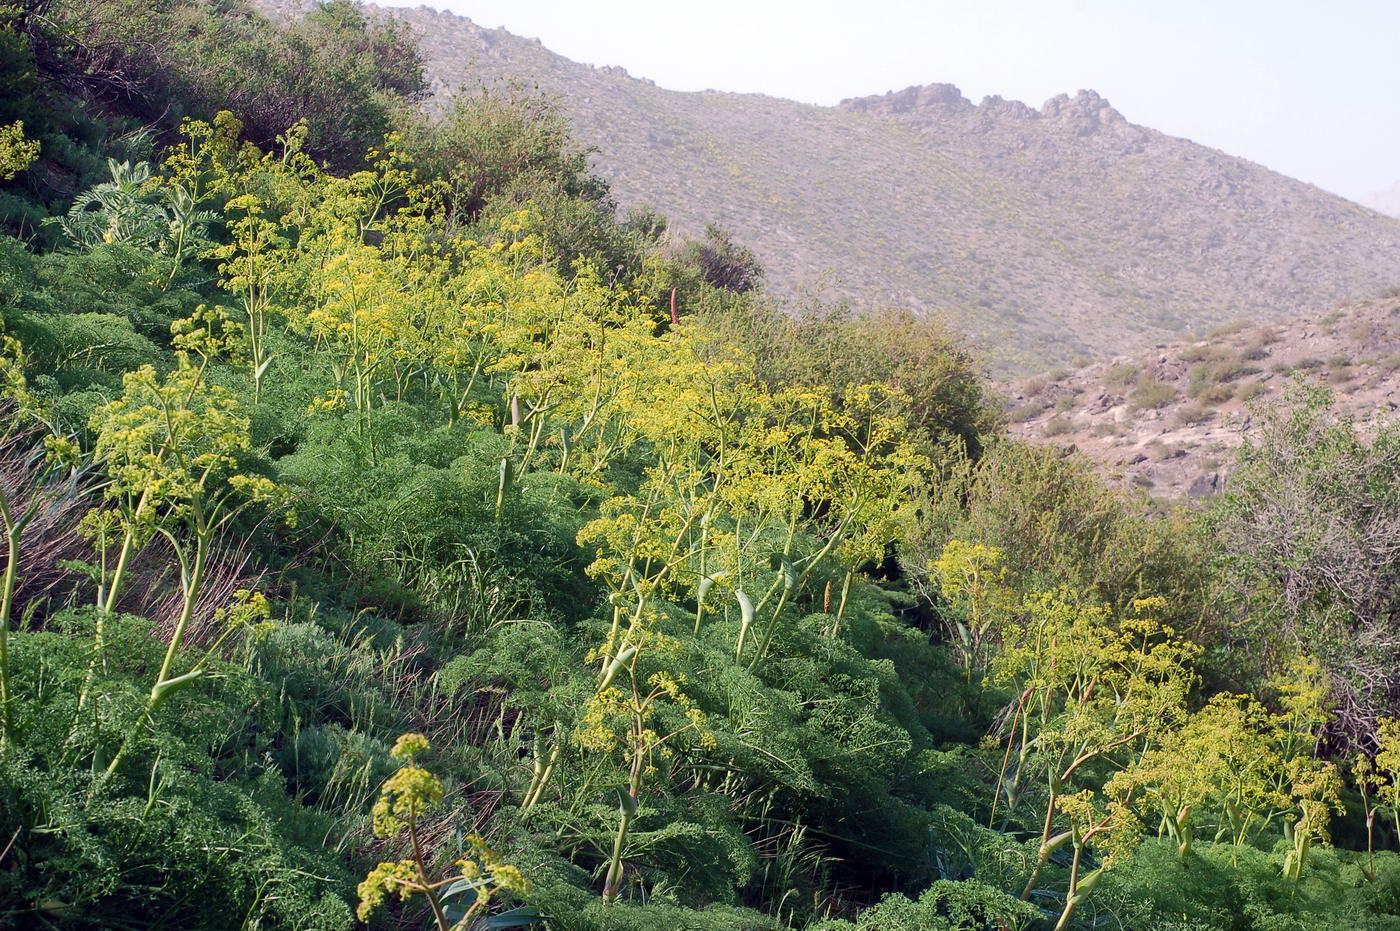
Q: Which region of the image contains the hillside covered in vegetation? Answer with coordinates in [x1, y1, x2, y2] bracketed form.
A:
[7, 3, 1400, 930]
[266, 0, 1400, 373]
[1007, 291, 1400, 498]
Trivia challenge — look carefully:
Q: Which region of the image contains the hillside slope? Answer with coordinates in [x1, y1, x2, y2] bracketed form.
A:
[1006, 292, 1400, 497]
[312, 3, 1400, 374]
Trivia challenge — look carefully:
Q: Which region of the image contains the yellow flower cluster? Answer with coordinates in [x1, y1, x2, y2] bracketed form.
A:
[354, 860, 418, 922]
[371, 762, 445, 838]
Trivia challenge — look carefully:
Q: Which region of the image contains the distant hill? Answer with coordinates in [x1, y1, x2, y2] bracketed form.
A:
[1005, 291, 1400, 498]
[265, 1, 1400, 374]
[1364, 181, 1400, 217]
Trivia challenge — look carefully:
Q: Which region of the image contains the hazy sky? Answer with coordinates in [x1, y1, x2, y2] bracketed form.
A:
[377, 0, 1399, 202]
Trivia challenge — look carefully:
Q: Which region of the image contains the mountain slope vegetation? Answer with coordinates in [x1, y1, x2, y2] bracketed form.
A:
[6, 2, 1400, 931]
[1007, 290, 1400, 497]
[314, 1, 1400, 373]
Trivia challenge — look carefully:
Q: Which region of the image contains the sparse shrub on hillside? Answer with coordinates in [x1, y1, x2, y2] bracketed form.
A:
[1170, 402, 1214, 428]
[1007, 399, 1048, 423]
[1179, 343, 1213, 363]
[1187, 353, 1259, 399]
[1208, 321, 1248, 339]
[1195, 381, 1236, 405]
[1105, 361, 1139, 388]
[1327, 365, 1356, 386]
[1347, 320, 1377, 343]
[1240, 337, 1273, 361]
[1236, 379, 1268, 403]
[1130, 376, 1177, 409]
[1042, 414, 1074, 436]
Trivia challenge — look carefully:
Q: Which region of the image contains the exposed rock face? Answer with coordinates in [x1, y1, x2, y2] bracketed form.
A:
[258, 1, 1400, 374]
[840, 83, 975, 121]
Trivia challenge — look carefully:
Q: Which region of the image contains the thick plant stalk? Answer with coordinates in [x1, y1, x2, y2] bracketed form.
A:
[150, 532, 208, 709]
[1366, 806, 1376, 882]
[494, 457, 513, 522]
[602, 792, 636, 903]
[1020, 774, 1069, 900]
[79, 492, 152, 711]
[1053, 842, 1106, 931]
[604, 748, 644, 904]
[522, 741, 561, 811]
[104, 530, 208, 778]
[733, 589, 754, 661]
[0, 494, 19, 746]
[408, 806, 453, 931]
[693, 571, 723, 635]
[829, 569, 854, 638]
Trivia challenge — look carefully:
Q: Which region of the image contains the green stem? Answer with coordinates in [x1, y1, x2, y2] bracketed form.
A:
[104, 530, 208, 779]
[602, 807, 632, 904]
[830, 569, 854, 638]
[1053, 841, 1086, 931]
[1020, 787, 1066, 900]
[151, 532, 207, 699]
[523, 742, 560, 811]
[409, 810, 452, 931]
[0, 497, 19, 747]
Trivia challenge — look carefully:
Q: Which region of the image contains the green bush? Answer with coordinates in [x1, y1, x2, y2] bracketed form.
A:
[1130, 376, 1177, 409]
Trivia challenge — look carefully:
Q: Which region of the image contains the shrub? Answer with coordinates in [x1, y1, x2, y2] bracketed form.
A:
[1105, 361, 1139, 388]
[810, 880, 1037, 931]
[48, 0, 426, 169]
[1170, 402, 1214, 428]
[1240, 338, 1272, 361]
[1130, 376, 1177, 409]
[1186, 353, 1259, 399]
[1007, 399, 1048, 423]
[1236, 379, 1267, 403]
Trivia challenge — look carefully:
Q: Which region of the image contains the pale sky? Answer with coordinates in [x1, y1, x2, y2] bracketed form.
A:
[378, 0, 1400, 202]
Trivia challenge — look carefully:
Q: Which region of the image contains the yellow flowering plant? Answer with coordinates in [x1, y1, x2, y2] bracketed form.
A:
[0, 121, 39, 181]
[89, 356, 291, 775]
[990, 594, 1198, 903]
[358, 734, 532, 929]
